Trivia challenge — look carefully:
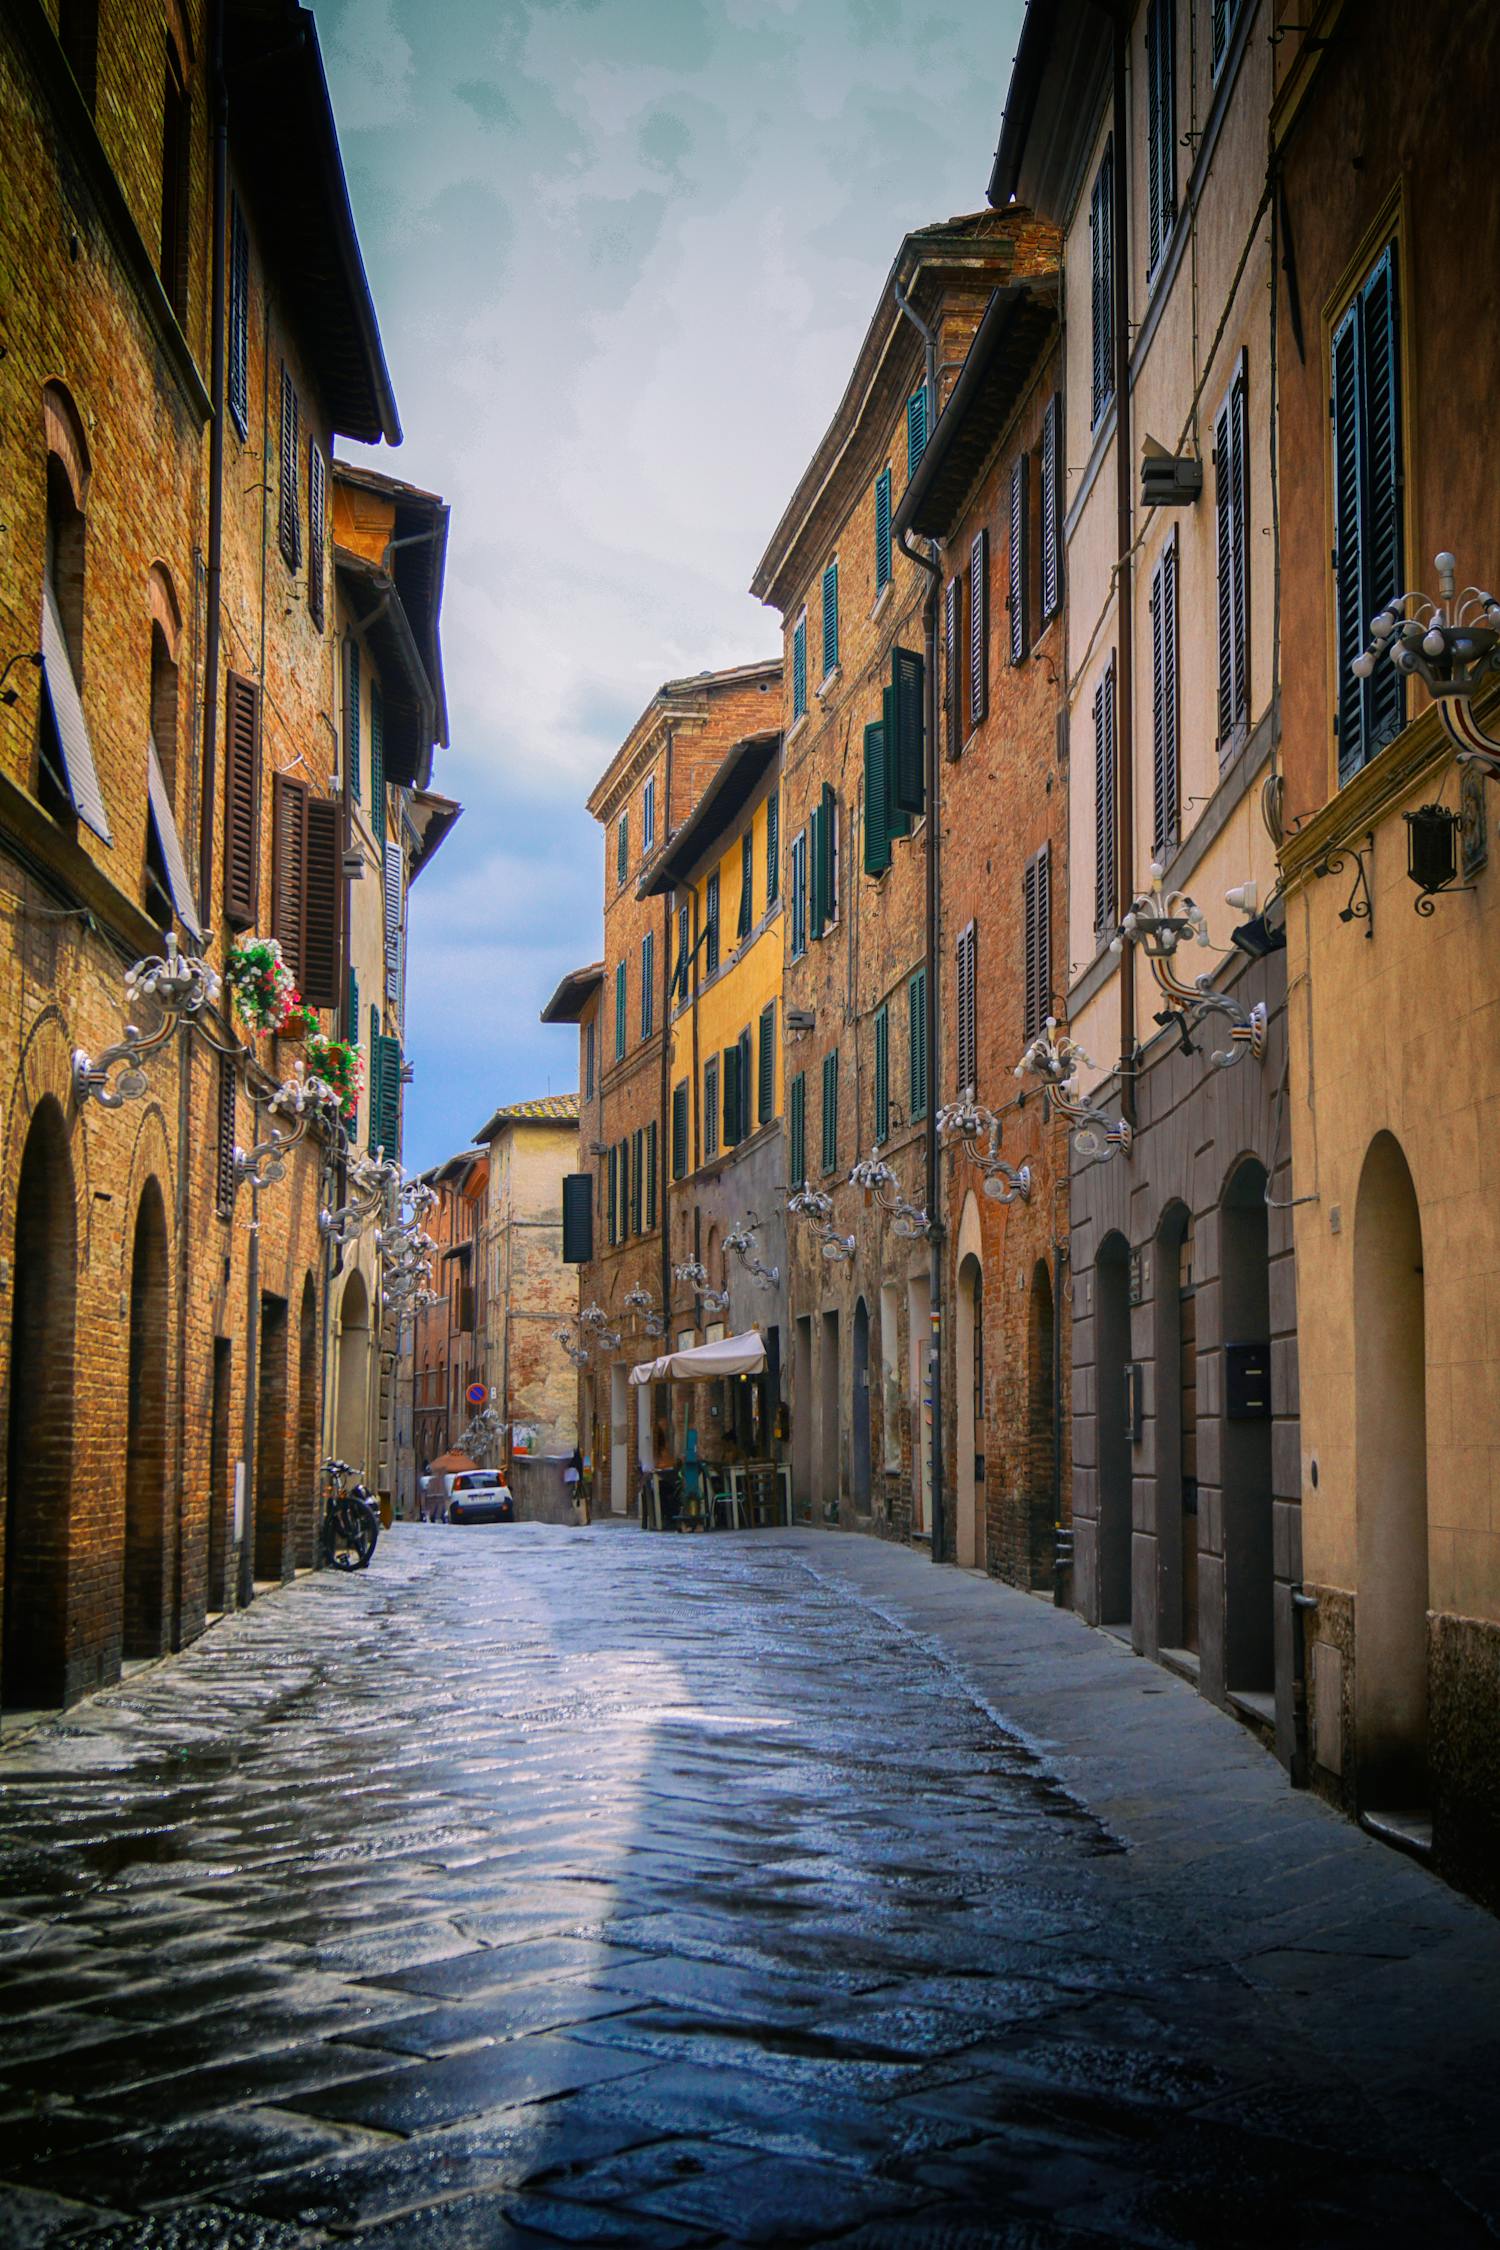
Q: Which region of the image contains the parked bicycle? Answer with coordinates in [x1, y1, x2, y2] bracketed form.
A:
[320, 1458, 380, 1571]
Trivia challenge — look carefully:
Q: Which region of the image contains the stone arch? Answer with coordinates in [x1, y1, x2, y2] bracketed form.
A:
[1354, 1130, 1429, 1809]
[146, 563, 182, 660]
[3, 1096, 78, 1709]
[955, 1250, 984, 1569]
[335, 1264, 372, 1473]
[123, 1177, 170, 1659]
[42, 380, 91, 513]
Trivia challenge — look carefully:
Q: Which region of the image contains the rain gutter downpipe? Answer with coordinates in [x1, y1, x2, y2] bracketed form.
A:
[198, 0, 226, 922]
[893, 277, 946, 1567]
[1111, 12, 1137, 1121]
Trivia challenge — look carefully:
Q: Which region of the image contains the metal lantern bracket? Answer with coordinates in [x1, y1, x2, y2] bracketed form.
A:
[1014, 1021, 1132, 1162]
[848, 1154, 930, 1238]
[73, 933, 222, 1108]
[1113, 874, 1266, 1069]
[934, 1096, 1032, 1205]
[1312, 830, 1374, 939]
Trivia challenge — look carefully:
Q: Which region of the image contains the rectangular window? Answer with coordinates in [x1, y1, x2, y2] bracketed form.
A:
[222, 669, 260, 929]
[1023, 845, 1051, 1042]
[616, 810, 628, 887]
[343, 637, 360, 798]
[631, 1128, 643, 1236]
[705, 870, 721, 974]
[891, 645, 925, 816]
[307, 444, 326, 630]
[944, 578, 960, 758]
[1090, 139, 1115, 428]
[1150, 533, 1180, 854]
[758, 1001, 775, 1125]
[642, 773, 656, 855]
[907, 384, 929, 478]
[789, 1070, 806, 1188]
[789, 829, 807, 959]
[671, 1080, 689, 1180]
[809, 782, 837, 937]
[821, 1048, 839, 1174]
[614, 959, 626, 1061]
[821, 558, 839, 678]
[675, 901, 691, 1000]
[792, 613, 808, 720]
[970, 527, 989, 724]
[765, 787, 780, 904]
[874, 466, 893, 593]
[863, 718, 890, 878]
[1094, 660, 1118, 936]
[956, 923, 977, 1096]
[704, 1056, 720, 1160]
[640, 927, 655, 1040]
[278, 366, 302, 570]
[1147, 0, 1177, 276]
[1215, 352, 1251, 752]
[908, 967, 928, 1120]
[228, 196, 250, 439]
[646, 1120, 658, 1231]
[607, 1142, 618, 1245]
[1040, 393, 1063, 624]
[584, 1016, 595, 1101]
[1333, 244, 1404, 781]
[1008, 457, 1029, 665]
[874, 1002, 889, 1144]
[738, 828, 753, 939]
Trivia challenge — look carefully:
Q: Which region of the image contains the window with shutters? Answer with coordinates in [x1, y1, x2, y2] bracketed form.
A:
[944, 579, 960, 758]
[1090, 140, 1115, 428]
[307, 444, 326, 628]
[641, 928, 654, 1040]
[367, 1002, 382, 1152]
[1214, 353, 1251, 754]
[821, 1049, 839, 1174]
[342, 637, 360, 797]
[215, 1050, 237, 1220]
[1150, 533, 1180, 855]
[615, 810, 628, 888]
[789, 830, 807, 959]
[383, 838, 403, 1012]
[809, 783, 837, 934]
[969, 528, 989, 725]
[789, 1070, 806, 1188]
[874, 467, 893, 593]
[1023, 844, 1051, 1042]
[642, 773, 656, 855]
[907, 384, 929, 478]
[584, 1017, 595, 1102]
[227, 195, 250, 438]
[614, 960, 626, 1061]
[758, 1002, 775, 1126]
[563, 1174, 593, 1265]
[873, 1002, 889, 1145]
[607, 1143, 618, 1245]
[956, 923, 977, 1097]
[704, 1056, 720, 1160]
[1333, 243, 1405, 781]
[675, 901, 691, 1001]
[1146, 0, 1177, 279]
[891, 645, 925, 816]
[277, 367, 301, 570]
[705, 870, 721, 973]
[765, 787, 780, 905]
[737, 828, 753, 939]
[722, 1042, 741, 1150]
[222, 670, 260, 929]
[792, 612, 807, 721]
[1093, 660, 1118, 937]
[671, 1079, 688, 1180]
[646, 1120, 658, 1230]
[159, 37, 190, 326]
[1008, 459, 1029, 666]
[1040, 393, 1063, 625]
[303, 794, 342, 1009]
[631, 1128, 643, 1235]
[908, 966, 928, 1120]
[370, 676, 386, 835]
[821, 559, 839, 679]
[863, 719, 890, 878]
[1211, 0, 1245, 76]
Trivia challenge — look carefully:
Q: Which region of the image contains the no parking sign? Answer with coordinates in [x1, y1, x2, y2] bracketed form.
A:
[466, 1382, 488, 1407]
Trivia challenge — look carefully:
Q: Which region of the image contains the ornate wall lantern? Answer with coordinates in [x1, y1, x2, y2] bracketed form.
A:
[1014, 1020, 1132, 1161]
[622, 1285, 667, 1337]
[723, 1220, 780, 1290]
[935, 1096, 1032, 1205]
[848, 1154, 930, 1238]
[1358, 552, 1500, 764]
[74, 933, 221, 1107]
[1110, 870, 1266, 1068]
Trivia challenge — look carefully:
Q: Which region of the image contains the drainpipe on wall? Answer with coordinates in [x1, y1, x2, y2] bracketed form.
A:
[1111, 13, 1137, 1120]
[197, 0, 227, 923]
[659, 725, 675, 1332]
[893, 277, 946, 1566]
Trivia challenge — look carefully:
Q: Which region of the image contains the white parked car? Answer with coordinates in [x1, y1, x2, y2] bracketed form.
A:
[438, 1470, 515, 1526]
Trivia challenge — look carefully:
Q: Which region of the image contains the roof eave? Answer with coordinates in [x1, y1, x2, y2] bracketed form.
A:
[540, 964, 606, 1025]
[987, 0, 1116, 225]
[639, 732, 781, 898]
[893, 284, 1060, 542]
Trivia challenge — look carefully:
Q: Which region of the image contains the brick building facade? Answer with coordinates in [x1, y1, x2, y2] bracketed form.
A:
[409, 1148, 486, 1502]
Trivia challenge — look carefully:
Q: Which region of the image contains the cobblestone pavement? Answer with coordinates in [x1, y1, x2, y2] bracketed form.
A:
[3, 1524, 1500, 2249]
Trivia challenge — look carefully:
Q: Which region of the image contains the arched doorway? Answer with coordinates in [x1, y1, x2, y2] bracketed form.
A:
[335, 1267, 371, 1472]
[1354, 1132, 1428, 1809]
[1156, 1204, 1198, 1654]
[1095, 1232, 1132, 1630]
[1028, 1259, 1055, 1587]
[293, 1277, 318, 1567]
[123, 1179, 169, 1659]
[955, 1254, 983, 1568]
[851, 1297, 871, 1515]
[3, 1098, 77, 1709]
[255, 1294, 289, 1584]
[1222, 1161, 1273, 1697]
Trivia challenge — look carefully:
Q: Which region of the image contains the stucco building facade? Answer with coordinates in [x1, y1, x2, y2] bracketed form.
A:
[474, 1096, 580, 1467]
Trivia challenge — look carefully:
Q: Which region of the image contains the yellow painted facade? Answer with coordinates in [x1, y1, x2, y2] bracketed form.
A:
[670, 772, 783, 1176]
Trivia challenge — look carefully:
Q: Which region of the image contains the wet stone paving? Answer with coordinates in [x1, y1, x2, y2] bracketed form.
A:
[3, 1526, 1500, 2248]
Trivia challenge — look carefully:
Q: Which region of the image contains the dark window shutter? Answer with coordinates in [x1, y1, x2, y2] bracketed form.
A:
[370, 677, 385, 834]
[821, 1048, 839, 1173]
[343, 638, 361, 797]
[631, 1128, 643, 1234]
[1334, 247, 1404, 779]
[1008, 457, 1028, 665]
[646, 1120, 658, 1230]
[793, 615, 807, 718]
[819, 783, 837, 925]
[809, 797, 826, 937]
[607, 1143, 618, 1242]
[614, 960, 626, 1060]
[864, 720, 890, 876]
[377, 1034, 401, 1159]
[302, 793, 343, 1009]
[347, 964, 359, 1047]
[278, 367, 301, 570]
[723, 1043, 741, 1148]
[891, 645, 925, 814]
[706, 870, 721, 971]
[822, 559, 839, 676]
[228, 197, 250, 439]
[758, 1002, 775, 1125]
[367, 1003, 381, 1152]
[1040, 393, 1062, 621]
[943, 579, 960, 758]
[704, 1056, 719, 1159]
[884, 686, 910, 841]
[1024, 844, 1051, 1041]
[970, 527, 989, 723]
[1090, 141, 1115, 426]
[562, 1173, 593, 1265]
[907, 385, 928, 477]
[765, 787, 780, 904]
[908, 968, 928, 1120]
[584, 1016, 595, 1100]
[789, 1070, 806, 1188]
[1147, 0, 1177, 274]
[1215, 359, 1250, 749]
[1151, 536, 1180, 855]
[874, 1003, 889, 1143]
[875, 466, 892, 591]
[308, 444, 326, 628]
[672, 1080, 688, 1180]
[1211, 0, 1233, 71]
[956, 922, 977, 1096]
[222, 670, 260, 929]
[738, 829, 753, 938]
[641, 928, 654, 1038]
[616, 811, 628, 887]
[215, 1051, 237, 1219]
[1094, 663, 1117, 934]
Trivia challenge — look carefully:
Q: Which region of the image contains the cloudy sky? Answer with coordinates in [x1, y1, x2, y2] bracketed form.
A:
[317, 0, 1024, 1171]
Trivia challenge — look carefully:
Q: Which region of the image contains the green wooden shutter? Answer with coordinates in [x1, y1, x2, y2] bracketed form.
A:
[370, 678, 385, 836]
[631, 1128, 643, 1235]
[821, 559, 839, 677]
[891, 647, 925, 815]
[864, 721, 890, 876]
[907, 385, 928, 478]
[641, 929, 654, 1039]
[706, 872, 721, 972]
[1008, 459, 1027, 666]
[562, 1173, 593, 1264]
[792, 615, 807, 719]
[367, 1003, 381, 1151]
[821, 1048, 839, 1173]
[672, 1080, 688, 1179]
[381, 1035, 402, 1159]
[1040, 394, 1062, 621]
[765, 787, 780, 905]
[819, 783, 836, 925]
[875, 466, 892, 592]
[615, 960, 626, 1060]
[789, 1071, 806, 1188]
[347, 964, 358, 1041]
[344, 638, 361, 797]
[722, 1044, 741, 1148]
[646, 1120, 657, 1230]
[1151, 535, 1180, 853]
[758, 1002, 775, 1125]
[704, 1057, 719, 1158]
[616, 812, 628, 887]
[809, 798, 826, 938]
[1094, 663, 1117, 933]
[884, 685, 910, 840]
[874, 1003, 889, 1144]
[738, 829, 753, 938]
[608, 1143, 618, 1243]
[1334, 247, 1404, 780]
[908, 968, 928, 1120]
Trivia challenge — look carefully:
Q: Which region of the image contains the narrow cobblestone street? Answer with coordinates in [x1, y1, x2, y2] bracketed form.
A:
[3, 1525, 1500, 2249]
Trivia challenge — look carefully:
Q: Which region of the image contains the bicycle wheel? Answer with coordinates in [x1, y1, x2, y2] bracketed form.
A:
[350, 1497, 379, 1569]
[324, 1497, 376, 1572]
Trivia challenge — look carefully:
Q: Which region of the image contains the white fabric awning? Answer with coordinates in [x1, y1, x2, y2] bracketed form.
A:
[628, 1329, 766, 1385]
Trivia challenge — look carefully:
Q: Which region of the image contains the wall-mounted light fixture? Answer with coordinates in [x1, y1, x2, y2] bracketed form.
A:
[1111, 869, 1266, 1068]
[723, 1220, 780, 1289]
[1358, 551, 1500, 767]
[1014, 1020, 1132, 1161]
[73, 933, 222, 1108]
[935, 1096, 1032, 1204]
[849, 1154, 930, 1238]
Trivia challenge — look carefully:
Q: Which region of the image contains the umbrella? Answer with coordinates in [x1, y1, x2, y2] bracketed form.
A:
[425, 1449, 477, 1474]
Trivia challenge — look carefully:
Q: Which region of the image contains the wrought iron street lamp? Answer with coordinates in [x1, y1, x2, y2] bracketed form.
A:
[73, 933, 222, 1107]
[934, 1096, 1032, 1204]
[848, 1154, 930, 1239]
[1014, 1020, 1132, 1162]
[1110, 868, 1266, 1068]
